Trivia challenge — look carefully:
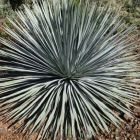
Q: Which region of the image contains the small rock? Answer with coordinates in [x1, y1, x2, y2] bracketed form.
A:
[124, 114, 132, 120]
[0, 127, 7, 134]
[115, 136, 120, 140]
[135, 135, 140, 140]
[137, 124, 140, 130]
[134, 108, 140, 113]
[127, 133, 131, 137]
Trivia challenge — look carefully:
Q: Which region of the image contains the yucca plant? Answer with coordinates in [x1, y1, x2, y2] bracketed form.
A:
[0, 0, 139, 139]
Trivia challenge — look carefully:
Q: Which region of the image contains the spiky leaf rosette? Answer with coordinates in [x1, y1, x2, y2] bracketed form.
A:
[0, 0, 139, 139]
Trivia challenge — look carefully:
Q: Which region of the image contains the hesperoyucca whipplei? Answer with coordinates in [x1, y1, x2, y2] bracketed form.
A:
[0, 0, 139, 139]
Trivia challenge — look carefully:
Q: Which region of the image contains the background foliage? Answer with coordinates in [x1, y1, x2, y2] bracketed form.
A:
[99, 0, 140, 29]
[0, 0, 140, 29]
